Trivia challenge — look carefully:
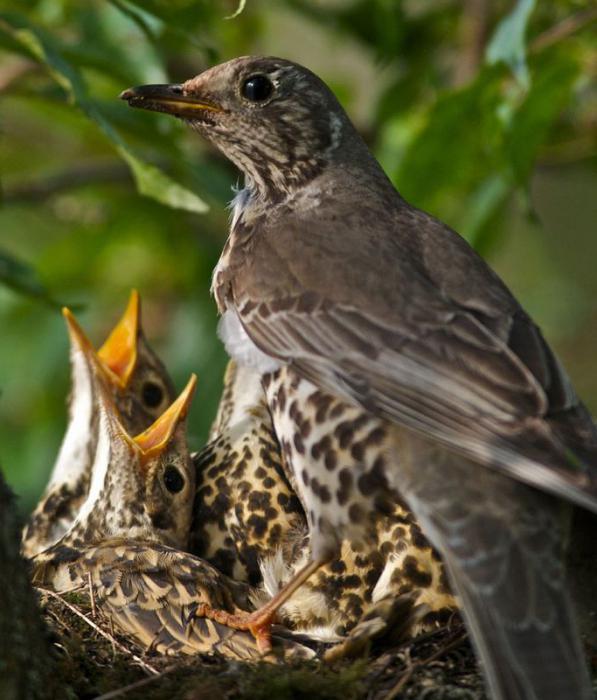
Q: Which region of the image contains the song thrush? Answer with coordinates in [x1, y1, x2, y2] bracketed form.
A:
[31, 368, 313, 662]
[190, 360, 305, 584]
[122, 57, 597, 699]
[23, 291, 176, 557]
[192, 361, 457, 646]
[35, 538, 315, 662]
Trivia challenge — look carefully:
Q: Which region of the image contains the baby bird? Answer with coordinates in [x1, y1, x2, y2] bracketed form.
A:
[30, 369, 197, 581]
[23, 291, 175, 557]
[35, 538, 314, 662]
[191, 361, 305, 584]
[191, 362, 458, 646]
[31, 361, 313, 662]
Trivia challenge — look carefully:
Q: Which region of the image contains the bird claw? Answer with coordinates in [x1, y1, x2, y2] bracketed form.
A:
[185, 602, 275, 655]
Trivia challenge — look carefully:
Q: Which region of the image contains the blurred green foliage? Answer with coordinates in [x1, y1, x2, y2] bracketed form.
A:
[0, 0, 596, 511]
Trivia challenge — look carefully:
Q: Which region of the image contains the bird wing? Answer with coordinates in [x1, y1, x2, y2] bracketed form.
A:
[230, 211, 597, 513]
[33, 539, 314, 662]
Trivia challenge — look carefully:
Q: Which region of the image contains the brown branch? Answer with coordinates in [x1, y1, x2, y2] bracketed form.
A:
[531, 9, 597, 53]
[455, 0, 490, 86]
[0, 58, 37, 93]
[537, 136, 597, 166]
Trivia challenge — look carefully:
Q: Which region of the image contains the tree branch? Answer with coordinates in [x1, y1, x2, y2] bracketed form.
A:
[531, 9, 597, 53]
[3, 161, 132, 204]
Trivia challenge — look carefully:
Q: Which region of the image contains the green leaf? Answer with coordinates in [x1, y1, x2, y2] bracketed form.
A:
[116, 146, 209, 214]
[459, 174, 510, 250]
[0, 12, 208, 214]
[0, 250, 66, 308]
[389, 66, 505, 212]
[486, 0, 536, 88]
[506, 53, 579, 184]
[106, 0, 218, 59]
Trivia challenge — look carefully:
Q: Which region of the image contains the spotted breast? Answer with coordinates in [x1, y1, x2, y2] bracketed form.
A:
[191, 361, 458, 640]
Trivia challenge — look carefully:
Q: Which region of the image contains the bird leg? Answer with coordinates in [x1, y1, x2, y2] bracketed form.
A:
[191, 557, 325, 653]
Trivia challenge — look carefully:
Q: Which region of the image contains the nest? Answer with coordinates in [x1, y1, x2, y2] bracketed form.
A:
[38, 586, 488, 700]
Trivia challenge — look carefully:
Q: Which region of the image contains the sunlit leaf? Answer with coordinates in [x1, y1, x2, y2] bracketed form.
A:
[0, 12, 208, 214]
[486, 0, 536, 88]
[225, 0, 247, 20]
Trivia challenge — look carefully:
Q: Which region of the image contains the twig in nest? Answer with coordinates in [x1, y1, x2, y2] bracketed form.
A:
[109, 617, 117, 659]
[37, 587, 159, 677]
[382, 632, 467, 700]
[92, 664, 178, 700]
[88, 573, 97, 618]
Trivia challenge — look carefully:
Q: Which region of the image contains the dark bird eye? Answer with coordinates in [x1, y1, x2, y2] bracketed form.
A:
[142, 381, 163, 408]
[163, 465, 185, 493]
[241, 75, 273, 102]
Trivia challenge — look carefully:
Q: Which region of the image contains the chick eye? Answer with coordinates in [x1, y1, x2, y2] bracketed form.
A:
[142, 381, 164, 409]
[241, 75, 273, 102]
[163, 465, 185, 493]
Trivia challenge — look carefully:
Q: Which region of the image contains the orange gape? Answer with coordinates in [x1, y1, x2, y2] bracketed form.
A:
[97, 289, 140, 388]
[133, 375, 197, 465]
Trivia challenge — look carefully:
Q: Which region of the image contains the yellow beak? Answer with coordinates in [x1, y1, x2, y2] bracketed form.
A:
[62, 306, 96, 358]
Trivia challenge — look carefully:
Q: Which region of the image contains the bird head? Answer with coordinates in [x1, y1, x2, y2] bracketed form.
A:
[121, 56, 358, 199]
[64, 292, 175, 434]
[62, 366, 197, 550]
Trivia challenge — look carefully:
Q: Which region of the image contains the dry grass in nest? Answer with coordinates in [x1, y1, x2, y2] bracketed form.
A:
[34, 585, 494, 699]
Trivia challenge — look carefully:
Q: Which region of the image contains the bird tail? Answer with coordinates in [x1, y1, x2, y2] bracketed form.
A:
[396, 439, 595, 700]
[448, 563, 594, 700]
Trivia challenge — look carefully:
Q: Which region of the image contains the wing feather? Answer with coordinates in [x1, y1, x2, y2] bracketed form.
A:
[236, 295, 597, 512]
[33, 539, 315, 662]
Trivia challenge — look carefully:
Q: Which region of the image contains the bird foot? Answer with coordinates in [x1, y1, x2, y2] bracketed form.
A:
[190, 603, 275, 654]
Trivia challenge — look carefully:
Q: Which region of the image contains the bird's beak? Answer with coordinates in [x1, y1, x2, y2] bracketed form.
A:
[133, 374, 197, 464]
[119, 84, 223, 119]
[63, 307, 117, 386]
[63, 307, 138, 448]
[63, 307, 96, 359]
[97, 290, 139, 390]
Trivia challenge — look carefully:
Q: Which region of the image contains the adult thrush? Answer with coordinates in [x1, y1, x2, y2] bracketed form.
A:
[122, 57, 597, 700]
[23, 291, 176, 557]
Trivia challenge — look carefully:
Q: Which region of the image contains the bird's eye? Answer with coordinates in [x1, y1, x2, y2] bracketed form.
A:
[142, 381, 164, 409]
[163, 465, 185, 493]
[241, 75, 273, 102]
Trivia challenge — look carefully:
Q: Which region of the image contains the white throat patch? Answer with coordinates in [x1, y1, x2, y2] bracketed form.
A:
[217, 309, 281, 374]
[228, 186, 252, 230]
[48, 347, 94, 488]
